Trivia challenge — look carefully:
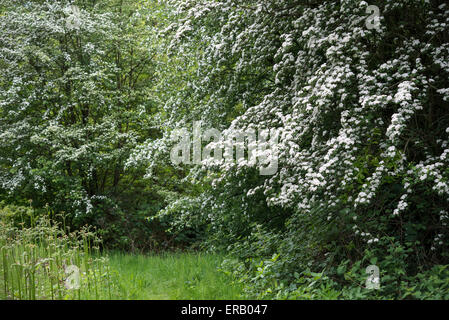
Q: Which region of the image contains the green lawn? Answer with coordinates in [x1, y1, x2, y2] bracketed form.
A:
[106, 252, 245, 300]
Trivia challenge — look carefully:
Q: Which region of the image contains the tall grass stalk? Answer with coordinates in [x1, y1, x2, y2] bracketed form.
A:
[0, 213, 114, 300]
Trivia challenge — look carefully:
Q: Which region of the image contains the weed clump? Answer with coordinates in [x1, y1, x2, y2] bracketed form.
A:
[0, 211, 114, 300]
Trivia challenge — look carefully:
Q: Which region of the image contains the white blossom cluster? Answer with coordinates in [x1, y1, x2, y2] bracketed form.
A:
[117, 1, 449, 250]
[0, 1, 157, 217]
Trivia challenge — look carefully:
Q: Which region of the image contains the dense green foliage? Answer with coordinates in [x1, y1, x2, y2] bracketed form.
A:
[139, 0, 449, 299]
[1, 0, 449, 299]
[0, 0, 184, 251]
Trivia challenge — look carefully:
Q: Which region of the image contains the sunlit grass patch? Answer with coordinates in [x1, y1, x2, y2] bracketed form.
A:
[107, 251, 245, 300]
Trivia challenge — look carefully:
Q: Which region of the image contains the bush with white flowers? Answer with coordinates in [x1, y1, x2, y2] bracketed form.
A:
[132, 0, 449, 298]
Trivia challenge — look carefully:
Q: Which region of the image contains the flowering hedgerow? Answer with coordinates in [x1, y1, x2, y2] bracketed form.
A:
[128, 0, 449, 296]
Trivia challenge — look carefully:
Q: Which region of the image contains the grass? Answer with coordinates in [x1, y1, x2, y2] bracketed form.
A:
[0, 214, 112, 300]
[0, 211, 244, 300]
[106, 251, 245, 300]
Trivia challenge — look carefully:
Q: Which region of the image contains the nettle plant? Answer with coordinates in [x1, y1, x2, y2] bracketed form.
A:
[132, 0, 449, 293]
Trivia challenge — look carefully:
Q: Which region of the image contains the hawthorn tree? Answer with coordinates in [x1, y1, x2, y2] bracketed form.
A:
[0, 0, 160, 230]
[131, 0, 449, 297]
